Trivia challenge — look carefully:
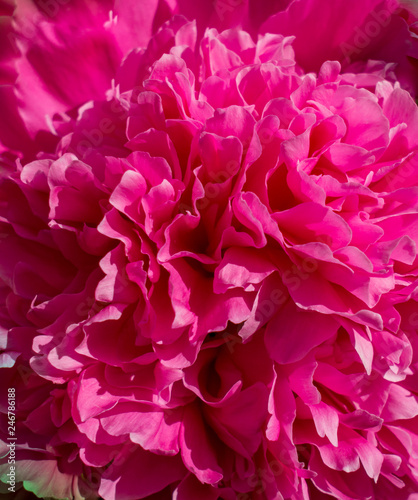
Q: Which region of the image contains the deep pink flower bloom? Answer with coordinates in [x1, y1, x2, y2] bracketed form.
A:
[1, 1, 418, 499]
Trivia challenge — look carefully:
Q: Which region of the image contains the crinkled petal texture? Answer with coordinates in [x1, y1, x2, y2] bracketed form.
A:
[1, 1, 418, 500]
[1, 0, 417, 160]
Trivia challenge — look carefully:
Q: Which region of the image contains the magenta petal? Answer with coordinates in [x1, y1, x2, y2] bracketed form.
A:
[100, 403, 181, 455]
[111, 0, 164, 54]
[214, 247, 276, 293]
[99, 447, 185, 500]
[13, 0, 120, 138]
[265, 301, 339, 364]
[273, 202, 352, 250]
[208, 383, 269, 457]
[310, 402, 339, 447]
[174, 473, 219, 500]
[381, 384, 418, 421]
[179, 404, 223, 484]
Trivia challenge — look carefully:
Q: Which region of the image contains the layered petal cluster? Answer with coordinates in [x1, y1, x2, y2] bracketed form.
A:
[1, 1, 418, 500]
[1, 0, 417, 161]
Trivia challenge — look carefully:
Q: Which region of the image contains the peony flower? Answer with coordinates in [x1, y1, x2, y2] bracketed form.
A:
[1, 1, 418, 499]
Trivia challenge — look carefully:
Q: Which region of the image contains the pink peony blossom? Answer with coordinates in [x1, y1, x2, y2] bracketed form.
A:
[1, 1, 418, 499]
